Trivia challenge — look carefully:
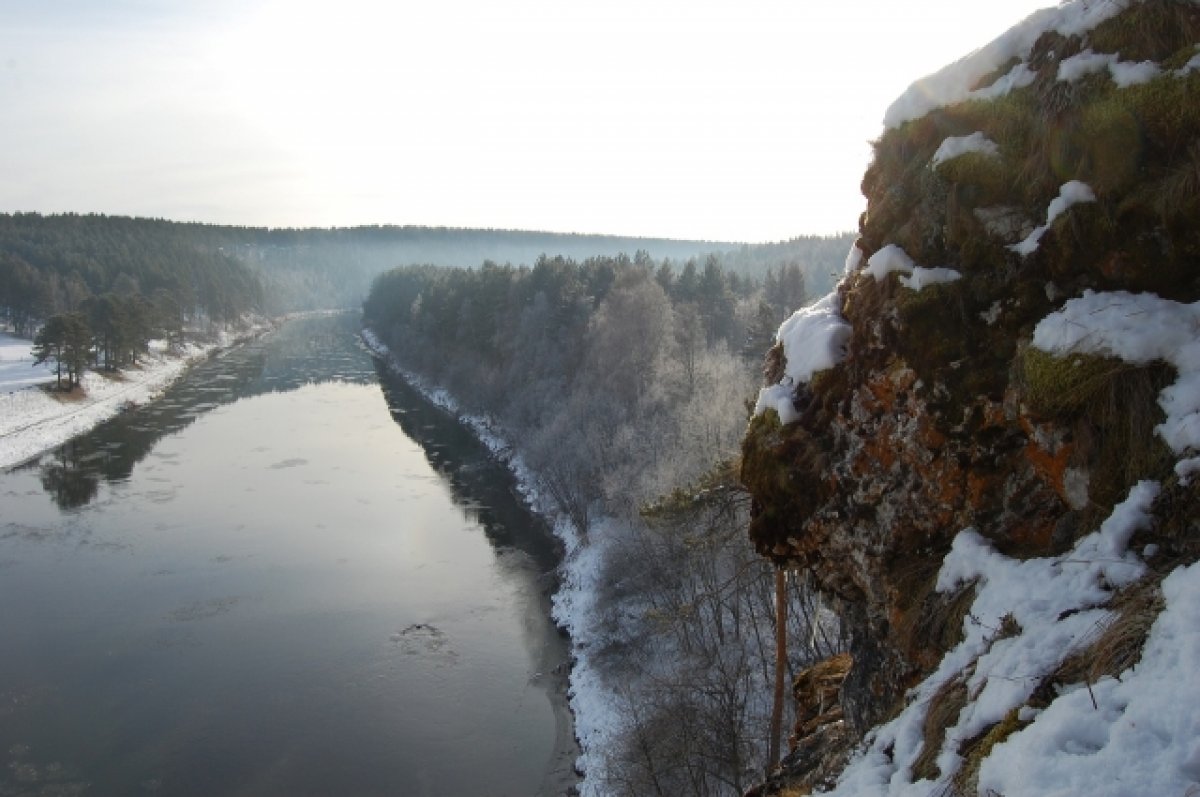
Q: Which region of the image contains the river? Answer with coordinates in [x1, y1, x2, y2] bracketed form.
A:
[0, 313, 577, 796]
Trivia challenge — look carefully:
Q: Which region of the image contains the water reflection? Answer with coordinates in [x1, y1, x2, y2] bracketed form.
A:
[14, 313, 377, 510]
[0, 313, 574, 795]
[375, 366, 560, 574]
[37, 441, 100, 509]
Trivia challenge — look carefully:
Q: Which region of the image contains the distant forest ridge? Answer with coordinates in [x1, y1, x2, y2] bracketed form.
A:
[0, 212, 856, 319]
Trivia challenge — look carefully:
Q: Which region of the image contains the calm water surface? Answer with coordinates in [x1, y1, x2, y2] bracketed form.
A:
[0, 314, 573, 796]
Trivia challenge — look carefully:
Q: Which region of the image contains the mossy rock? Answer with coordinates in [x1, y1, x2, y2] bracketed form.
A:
[1075, 101, 1146, 196]
[1100, 71, 1200, 155]
[1121, 138, 1200, 233]
[934, 151, 1013, 208]
[894, 280, 1013, 406]
[1019, 346, 1128, 416]
[1020, 345, 1176, 518]
[1163, 42, 1200, 72]
[741, 410, 833, 559]
[1087, 0, 1200, 63]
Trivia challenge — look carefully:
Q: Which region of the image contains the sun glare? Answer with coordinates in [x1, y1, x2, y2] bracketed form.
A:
[4, 0, 1058, 238]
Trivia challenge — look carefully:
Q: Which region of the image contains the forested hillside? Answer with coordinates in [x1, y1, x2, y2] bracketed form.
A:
[0, 212, 853, 321]
[363, 253, 844, 794]
[0, 213, 262, 339]
[183, 224, 851, 314]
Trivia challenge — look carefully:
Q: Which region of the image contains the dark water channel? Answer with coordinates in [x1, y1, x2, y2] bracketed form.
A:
[0, 314, 575, 796]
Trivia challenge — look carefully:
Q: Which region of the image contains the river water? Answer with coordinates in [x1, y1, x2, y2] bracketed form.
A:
[0, 314, 575, 796]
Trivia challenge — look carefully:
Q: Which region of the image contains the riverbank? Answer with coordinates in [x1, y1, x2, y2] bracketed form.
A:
[0, 318, 273, 470]
[362, 327, 611, 796]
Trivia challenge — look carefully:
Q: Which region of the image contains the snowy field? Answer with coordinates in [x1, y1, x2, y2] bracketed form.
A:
[0, 331, 57, 393]
[0, 323, 271, 471]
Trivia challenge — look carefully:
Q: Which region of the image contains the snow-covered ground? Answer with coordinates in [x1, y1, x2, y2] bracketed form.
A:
[0, 331, 59, 393]
[0, 321, 272, 471]
[820, 478, 1200, 797]
[361, 328, 618, 796]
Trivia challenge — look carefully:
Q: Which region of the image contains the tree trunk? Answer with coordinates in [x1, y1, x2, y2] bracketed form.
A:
[768, 566, 787, 773]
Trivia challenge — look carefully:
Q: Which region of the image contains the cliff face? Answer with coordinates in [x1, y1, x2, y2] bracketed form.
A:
[742, 1, 1200, 793]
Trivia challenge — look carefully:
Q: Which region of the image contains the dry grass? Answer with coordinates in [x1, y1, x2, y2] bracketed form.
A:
[1017, 345, 1176, 520]
[1051, 576, 1165, 690]
[1018, 346, 1131, 417]
[39, 383, 87, 402]
[901, 580, 978, 665]
[1133, 139, 1200, 227]
[951, 708, 1025, 797]
[777, 788, 811, 797]
[1087, 0, 1200, 63]
[912, 676, 970, 782]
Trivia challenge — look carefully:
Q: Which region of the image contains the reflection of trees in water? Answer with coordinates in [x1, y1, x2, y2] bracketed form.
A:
[37, 441, 99, 509]
[26, 313, 375, 511]
[373, 362, 559, 574]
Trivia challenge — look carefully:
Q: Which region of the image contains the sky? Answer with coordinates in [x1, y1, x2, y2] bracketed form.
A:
[0, 1, 1053, 243]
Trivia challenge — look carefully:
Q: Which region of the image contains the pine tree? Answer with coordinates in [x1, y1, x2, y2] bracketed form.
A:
[32, 312, 92, 389]
[743, 300, 779, 362]
[31, 315, 68, 389]
[61, 312, 92, 388]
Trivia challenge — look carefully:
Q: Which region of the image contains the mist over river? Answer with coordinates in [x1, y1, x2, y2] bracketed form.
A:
[0, 313, 575, 796]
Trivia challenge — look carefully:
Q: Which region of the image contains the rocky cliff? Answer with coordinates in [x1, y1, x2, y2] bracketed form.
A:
[742, 1, 1200, 794]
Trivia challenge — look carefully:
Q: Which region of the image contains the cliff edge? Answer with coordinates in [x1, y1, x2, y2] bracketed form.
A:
[742, 1, 1200, 794]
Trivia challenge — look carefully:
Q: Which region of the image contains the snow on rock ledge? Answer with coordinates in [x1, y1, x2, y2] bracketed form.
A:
[1032, 290, 1200, 456]
[1010, 180, 1096, 256]
[864, 244, 963, 291]
[980, 559, 1200, 797]
[1057, 48, 1163, 86]
[931, 132, 1000, 167]
[883, 0, 1128, 129]
[824, 482, 1158, 796]
[754, 293, 851, 424]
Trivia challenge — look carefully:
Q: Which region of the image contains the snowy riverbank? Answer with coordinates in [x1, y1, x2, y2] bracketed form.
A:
[361, 327, 619, 796]
[0, 319, 273, 471]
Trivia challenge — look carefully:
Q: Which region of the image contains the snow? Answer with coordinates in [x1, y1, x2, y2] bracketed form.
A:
[755, 243, 965, 423]
[979, 560, 1200, 797]
[1032, 290, 1200, 455]
[1059, 49, 1163, 86]
[1010, 180, 1097, 256]
[931, 132, 1000, 167]
[1057, 48, 1119, 82]
[980, 300, 1004, 325]
[1179, 46, 1200, 75]
[1108, 58, 1163, 87]
[548, 517, 627, 791]
[973, 63, 1038, 101]
[1177, 455, 1200, 485]
[825, 482, 1161, 796]
[900, 267, 963, 291]
[0, 331, 57, 393]
[884, 0, 1129, 129]
[753, 292, 852, 424]
[864, 244, 915, 281]
[0, 321, 272, 470]
[863, 244, 963, 291]
[844, 241, 864, 275]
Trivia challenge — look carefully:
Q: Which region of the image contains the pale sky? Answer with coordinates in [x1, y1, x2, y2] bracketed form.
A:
[1, 1, 1051, 243]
